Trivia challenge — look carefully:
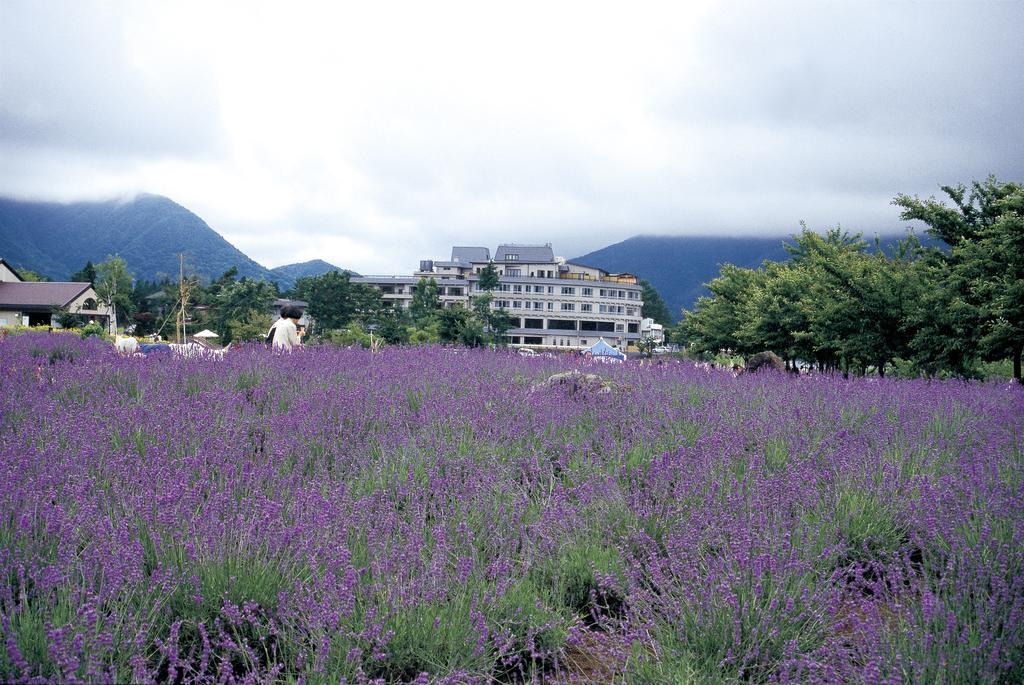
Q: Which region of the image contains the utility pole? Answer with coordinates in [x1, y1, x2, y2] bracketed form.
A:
[177, 254, 191, 344]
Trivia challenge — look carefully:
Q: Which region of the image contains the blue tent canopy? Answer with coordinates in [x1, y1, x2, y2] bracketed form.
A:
[584, 338, 626, 359]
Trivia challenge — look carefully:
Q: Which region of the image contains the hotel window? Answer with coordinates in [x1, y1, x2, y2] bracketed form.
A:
[512, 300, 522, 309]
[615, 323, 624, 332]
[507, 269, 522, 277]
[582, 287, 593, 296]
[618, 290, 626, 298]
[533, 302, 544, 310]
[547, 302, 554, 310]
[629, 291, 640, 299]
[547, 286, 554, 294]
[581, 303, 592, 312]
[561, 303, 575, 311]
[599, 289, 608, 297]
[507, 254, 519, 261]
[513, 284, 522, 293]
[561, 286, 575, 295]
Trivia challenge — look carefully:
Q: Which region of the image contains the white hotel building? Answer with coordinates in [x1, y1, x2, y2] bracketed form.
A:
[352, 244, 645, 349]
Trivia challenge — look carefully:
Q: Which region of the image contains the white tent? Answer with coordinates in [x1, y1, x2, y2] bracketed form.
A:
[583, 338, 626, 360]
[193, 329, 219, 338]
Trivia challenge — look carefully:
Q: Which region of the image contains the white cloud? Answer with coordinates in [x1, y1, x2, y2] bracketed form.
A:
[2, 0, 1022, 273]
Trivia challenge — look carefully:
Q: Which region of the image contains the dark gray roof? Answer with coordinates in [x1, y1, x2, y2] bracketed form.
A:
[494, 244, 554, 262]
[273, 298, 308, 308]
[0, 282, 91, 308]
[450, 246, 490, 263]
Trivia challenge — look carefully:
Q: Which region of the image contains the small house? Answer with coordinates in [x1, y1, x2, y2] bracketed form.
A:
[0, 258, 114, 329]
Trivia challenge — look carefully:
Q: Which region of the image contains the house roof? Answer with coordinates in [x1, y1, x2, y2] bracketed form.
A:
[0, 258, 25, 281]
[0, 281, 92, 309]
[450, 246, 490, 263]
[494, 244, 554, 262]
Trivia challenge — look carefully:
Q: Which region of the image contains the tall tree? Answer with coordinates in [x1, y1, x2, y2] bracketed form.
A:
[680, 264, 764, 357]
[437, 307, 482, 346]
[739, 261, 815, 367]
[472, 261, 508, 346]
[410, 277, 442, 325]
[478, 262, 500, 291]
[640, 279, 672, 324]
[894, 177, 1024, 380]
[70, 261, 97, 285]
[94, 256, 134, 333]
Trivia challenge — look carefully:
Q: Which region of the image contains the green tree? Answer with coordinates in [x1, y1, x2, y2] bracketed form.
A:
[437, 307, 483, 346]
[640, 279, 672, 324]
[293, 271, 382, 333]
[780, 228, 920, 376]
[376, 307, 412, 345]
[94, 256, 134, 332]
[637, 336, 658, 357]
[70, 261, 97, 285]
[17, 269, 50, 282]
[739, 261, 816, 368]
[206, 277, 277, 344]
[228, 311, 275, 342]
[894, 177, 1024, 380]
[471, 262, 510, 346]
[478, 262, 500, 291]
[410, 277, 442, 325]
[680, 264, 764, 357]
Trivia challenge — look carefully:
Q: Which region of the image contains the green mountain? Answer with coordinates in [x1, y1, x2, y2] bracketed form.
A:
[0, 194, 353, 290]
[574, 235, 792, 322]
[270, 259, 357, 284]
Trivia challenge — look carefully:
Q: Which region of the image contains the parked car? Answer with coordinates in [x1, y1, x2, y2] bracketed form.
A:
[652, 346, 671, 355]
[517, 348, 537, 357]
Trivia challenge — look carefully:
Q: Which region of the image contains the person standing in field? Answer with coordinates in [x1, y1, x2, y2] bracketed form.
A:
[268, 305, 303, 351]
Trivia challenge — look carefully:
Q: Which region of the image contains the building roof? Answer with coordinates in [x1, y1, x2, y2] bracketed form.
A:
[450, 246, 490, 263]
[0, 281, 91, 309]
[494, 244, 554, 262]
[352, 276, 419, 284]
[0, 258, 25, 282]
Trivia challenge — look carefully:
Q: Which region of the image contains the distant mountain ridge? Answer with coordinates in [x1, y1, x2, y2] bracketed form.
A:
[270, 259, 358, 283]
[0, 195, 349, 290]
[574, 233, 927, 322]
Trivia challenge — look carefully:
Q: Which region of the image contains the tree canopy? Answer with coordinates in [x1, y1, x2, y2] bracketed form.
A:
[640, 279, 672, 324]
[679, 177, 1023, 380]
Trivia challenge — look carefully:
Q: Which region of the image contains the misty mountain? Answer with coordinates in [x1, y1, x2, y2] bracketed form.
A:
[0, 194, 358, 290]
[0, 194, 278, 283]
[574, 233, 932, 322]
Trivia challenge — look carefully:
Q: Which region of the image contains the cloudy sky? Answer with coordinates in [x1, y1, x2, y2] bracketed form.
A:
[2, 1, 1022, 274]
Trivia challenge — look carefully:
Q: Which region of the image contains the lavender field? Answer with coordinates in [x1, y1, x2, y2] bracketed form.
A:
[1, 333, 1022, 684]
